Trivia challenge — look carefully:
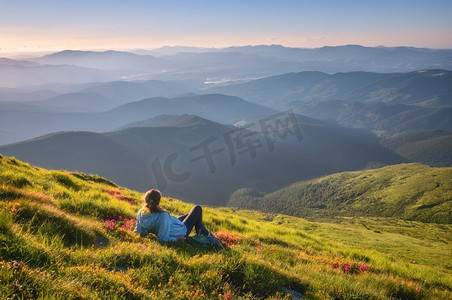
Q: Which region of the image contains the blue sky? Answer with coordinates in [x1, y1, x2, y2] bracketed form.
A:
[1, 0, 451, 53]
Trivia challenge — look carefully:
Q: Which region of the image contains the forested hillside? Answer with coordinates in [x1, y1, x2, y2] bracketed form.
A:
[229, 164, 452, 223]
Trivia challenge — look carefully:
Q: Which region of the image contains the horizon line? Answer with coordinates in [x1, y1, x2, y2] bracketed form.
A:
[2, 43, 452, 58]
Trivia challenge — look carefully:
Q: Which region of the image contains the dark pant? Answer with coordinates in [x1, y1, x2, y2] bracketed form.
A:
[178, 205, 209, 236]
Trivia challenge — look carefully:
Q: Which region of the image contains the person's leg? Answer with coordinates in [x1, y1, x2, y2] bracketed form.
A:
[180, 205, 209, 236]
[177, 214, 188, 222]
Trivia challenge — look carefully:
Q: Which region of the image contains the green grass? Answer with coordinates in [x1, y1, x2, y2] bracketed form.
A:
[1, 155, 451, 299]
[229, 163, 452, 224]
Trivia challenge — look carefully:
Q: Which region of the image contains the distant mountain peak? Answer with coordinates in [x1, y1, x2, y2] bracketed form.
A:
[116, 113, 229, 131]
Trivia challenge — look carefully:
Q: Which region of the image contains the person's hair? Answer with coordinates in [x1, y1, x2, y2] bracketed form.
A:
[143, 189, 164, 213]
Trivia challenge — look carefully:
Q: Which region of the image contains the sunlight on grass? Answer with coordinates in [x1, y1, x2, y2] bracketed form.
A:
[1, 155, 451, 299]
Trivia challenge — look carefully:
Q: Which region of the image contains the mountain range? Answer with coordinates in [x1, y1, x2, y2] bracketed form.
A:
[34, 50, 165, 71]
[289, 101, 452, 135]
[207, 70, 452, 135]
[0, 113, 404, 205]
[151, 44, 452, 73]
[208, 70, 452, 108]
[0, 94, 273, 145]
[2, 45, 452, 87]
[1, 45, 451, 212]
[1, 69, 451, 144]
[0, 59, 124, 88]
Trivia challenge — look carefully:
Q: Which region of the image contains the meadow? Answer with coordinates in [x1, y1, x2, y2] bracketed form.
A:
[1, 154, 451, 299]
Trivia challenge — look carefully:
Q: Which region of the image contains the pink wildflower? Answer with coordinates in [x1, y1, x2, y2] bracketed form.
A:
[359, 265, 369, 271]
[344, 264, 350, 272]
[224, 292, 232, 299]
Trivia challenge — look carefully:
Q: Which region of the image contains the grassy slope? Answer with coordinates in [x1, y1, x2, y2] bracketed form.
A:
[1, 155, 451, 299]
[229, 164, 452, 224]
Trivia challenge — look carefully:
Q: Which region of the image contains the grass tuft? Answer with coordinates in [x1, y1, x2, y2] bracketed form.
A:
[0, 171, 32, 188]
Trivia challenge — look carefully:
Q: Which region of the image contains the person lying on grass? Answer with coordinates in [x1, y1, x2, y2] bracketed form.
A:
[134, 189, 212, 242]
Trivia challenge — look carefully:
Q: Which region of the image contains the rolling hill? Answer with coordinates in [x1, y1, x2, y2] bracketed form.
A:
[0, 87, 59, 103]
[208, 70, 452, 109]
[0, 94, 274, 145]
[207, 70, 452, 136]
[30, 92, 120, 112]
[158, 45, 452, 80]
[228, 163, 452, 224]
[289, 100, 452, 135]
[1, 155, 451, 299]
[78, 79, 201, 102]
[32, 50, 165, 71]
[3, 45, 452, 88]
[14, 45, 451, 88]
[106, 94, 276, 125]
[0, 59, 125, 88]
[220, 45, 452, 72]
[0, 114, 404, 205]
[381, 130, 452, 167]
[116, 114, 230, 130]
[0, 79, 202, 114]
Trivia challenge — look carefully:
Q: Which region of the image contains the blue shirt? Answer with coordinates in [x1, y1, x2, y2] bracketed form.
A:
[134, 209, 187, 242]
